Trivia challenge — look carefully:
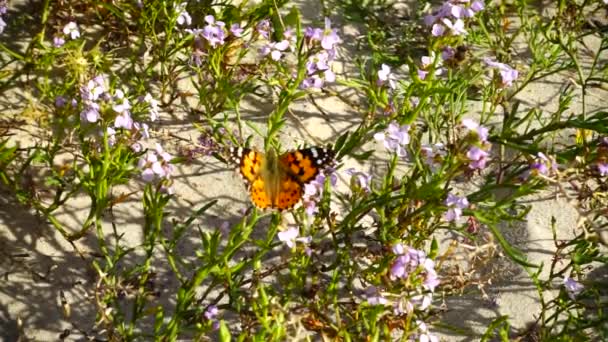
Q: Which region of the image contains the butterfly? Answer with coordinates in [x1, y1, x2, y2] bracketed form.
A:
[228, 146, 334, 211]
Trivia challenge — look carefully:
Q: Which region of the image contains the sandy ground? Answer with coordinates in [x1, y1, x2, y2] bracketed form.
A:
[1, 0, 607, 341]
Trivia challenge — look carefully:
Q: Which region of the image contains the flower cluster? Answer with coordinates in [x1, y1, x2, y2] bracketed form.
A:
[0, 0, 8, 34]
[424, 0, 484, 37]
[390, 244, 440, 292]
[366, 244, 440, 341]
[75, 75, 163, 157]
[444, 192, 469, 222]
[374, 121, 410, 157]
[483, 58, 519, 88]
[461, 119, 490, 170]
[301, 18, 341, 89]
[301, 171, 336, 217]
[138, 143, 175, 185]
[185, 15, 242, 66]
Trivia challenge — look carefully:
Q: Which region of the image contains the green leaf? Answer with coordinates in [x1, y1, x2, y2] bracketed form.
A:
[283, 7, 301, 34]
[219, 320, 232, 342]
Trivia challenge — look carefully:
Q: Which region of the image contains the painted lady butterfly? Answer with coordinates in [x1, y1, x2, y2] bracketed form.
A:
[228, 146, 334, 210]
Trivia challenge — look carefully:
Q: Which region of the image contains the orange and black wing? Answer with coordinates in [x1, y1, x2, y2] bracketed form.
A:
[229, 147, 262, 183]
[278, 147, 334, 184]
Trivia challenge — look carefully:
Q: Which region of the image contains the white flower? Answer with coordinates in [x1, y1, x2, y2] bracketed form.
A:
[63, 22, 80, 40]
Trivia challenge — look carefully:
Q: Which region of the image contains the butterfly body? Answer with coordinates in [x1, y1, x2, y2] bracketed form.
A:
[229, 146, 334, 211]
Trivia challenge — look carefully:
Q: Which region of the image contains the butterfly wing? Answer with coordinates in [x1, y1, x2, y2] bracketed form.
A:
[250, 176, 273, 209]
[229, 147, 272, 208]
[230, 146, 334, 211]
[279, 147, 334, 183]
[275, 173, 304, 210]
[229, 147, 262, 183]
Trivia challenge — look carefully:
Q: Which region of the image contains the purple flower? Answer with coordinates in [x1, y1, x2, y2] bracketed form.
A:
[445, 193, 469, 222]
[202, 15, 226, 48]
[114, 112, 133, 130]
[106, 127, 116, 146]
[301, 172, 335, 217]
[524, 152, 557, 179]
[411, 294, 432, 311]
[81, 75, 108, 103]
[345, 168, 372, 193]
[204, 305, 218, 320]
[256, 19, 271, 39]
[62, 22, 80, 40]
[55, 96, 67, 108]
[392, 243, 405, 255]
[230, 23, 243, 37]
[484, 58, 518, 87]
[461, 119, 489, 142]
[597, 162, 608, 176]
[80, 103, 100, 123]
[442, 18, 467, 35]
[374, 122, 410, 157]
[378, 64, 397, 90]
[418, 53, 444, 80]
[53, 36, 65, 47]
[134, 122, 150, 139]
[0, 17, 6, 34]
[320, 17, 341, 50]
[442, 46, 455, 61]
[471, 1, 485, 12]
[467, 146, 489, 170]
[112, 89, 131, 113]
[304, 26, 323, 41]
[563, 276, 584, 300]
[420, 143, 446, 172]
[176, 2, 191, 26]
[304, 18, 341, 52]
